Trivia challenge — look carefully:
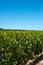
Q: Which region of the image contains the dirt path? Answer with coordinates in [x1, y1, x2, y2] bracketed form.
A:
[26, 52, 43, 65]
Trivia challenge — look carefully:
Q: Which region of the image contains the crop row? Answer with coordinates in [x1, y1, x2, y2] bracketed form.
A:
[0, 31, 43, 65]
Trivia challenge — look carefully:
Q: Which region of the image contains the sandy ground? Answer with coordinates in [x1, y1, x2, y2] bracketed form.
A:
[36, 60, 43, 65]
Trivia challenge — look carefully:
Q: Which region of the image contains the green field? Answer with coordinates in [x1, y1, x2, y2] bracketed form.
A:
[0, 30, 43, 65]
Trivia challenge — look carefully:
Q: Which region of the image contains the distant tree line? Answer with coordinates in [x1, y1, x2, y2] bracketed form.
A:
[0, 28, 4, 30]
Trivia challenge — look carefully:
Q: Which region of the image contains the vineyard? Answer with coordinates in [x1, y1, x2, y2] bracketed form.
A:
[0, 30, 43, 65]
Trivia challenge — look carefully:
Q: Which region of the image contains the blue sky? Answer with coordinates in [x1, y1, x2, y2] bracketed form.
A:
[0, 0, 43, 30]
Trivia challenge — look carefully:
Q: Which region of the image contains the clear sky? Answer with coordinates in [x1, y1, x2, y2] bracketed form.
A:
[0, 0, 43, 30]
